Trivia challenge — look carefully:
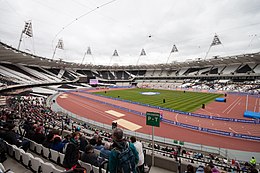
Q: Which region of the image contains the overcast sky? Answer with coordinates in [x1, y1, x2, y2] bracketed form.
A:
[0, 0, 260, 65]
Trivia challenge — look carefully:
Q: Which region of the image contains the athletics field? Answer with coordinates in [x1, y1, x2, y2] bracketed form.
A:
[94, 88, 223, 112]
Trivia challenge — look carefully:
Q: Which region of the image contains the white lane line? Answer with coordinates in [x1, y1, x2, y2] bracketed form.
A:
[259, 97, 260, 112]
[222, 97, 240, 113]
[176, 113, 179, 122]
[229, 127, 238, 134]
[226, 98, 242, 114]
[253, 97, 258, 112]
[67, 96, 115, 120]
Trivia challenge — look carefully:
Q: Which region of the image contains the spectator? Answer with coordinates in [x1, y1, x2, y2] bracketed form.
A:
[89, 134, 98, 146]
[3, 124, 18, 145]
[186, 164, 194, 173]
[51, 136, 65, 153]
[62, 134, 71, 144]
[0, 138, 7, 163]
[42, 133, 54, 148]
[32, 127, 46, 144]
[182, 149, 187, 155]
[234, 160, 241, 172]
[177, 145, 182, 155]
[63, 132, 80, 170]
[241, 162, 250, 172]
[81, 144, 100, 167]
[196, 165, 204, 173]
[250, 157, 256, 167]
[95, 137, 104, 150]
[3, 123, 29, 151]
[204, 165, 212, 173]
[211, 167, 220, 173]
[250, 168, 258, 173]
[75, 128, 88, 152]
[109, 128, 139, 173]
[130, 136, 145, 173]
[100, 142, 111, 160]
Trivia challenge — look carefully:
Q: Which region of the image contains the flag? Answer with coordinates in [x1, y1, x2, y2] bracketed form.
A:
[140, 48, 146, 56]
[87, 47, 92, 55]
[23, 21, 33, 37]
[211, 34, 222, 46]
[171, 44, 178, 53]
[113, 49, 119, 56]
[57, 39, 64, 49]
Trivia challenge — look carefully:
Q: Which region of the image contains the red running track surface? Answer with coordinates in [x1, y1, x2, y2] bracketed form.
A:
[56, 90, 260, 152]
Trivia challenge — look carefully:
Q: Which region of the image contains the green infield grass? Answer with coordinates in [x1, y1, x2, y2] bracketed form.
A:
[94, 88, 223, 112]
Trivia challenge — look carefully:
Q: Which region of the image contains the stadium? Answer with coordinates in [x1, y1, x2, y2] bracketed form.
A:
[0, 1, 260, 173]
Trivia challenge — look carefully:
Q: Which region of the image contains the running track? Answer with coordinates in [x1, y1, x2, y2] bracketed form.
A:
[56, 89, 260, 152]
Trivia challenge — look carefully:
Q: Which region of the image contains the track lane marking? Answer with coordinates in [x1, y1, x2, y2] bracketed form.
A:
[226, 98, 242, 114]
[222, 97, 240, 113]
[65, 96, 115, 120]
[229, 127, 238, 134]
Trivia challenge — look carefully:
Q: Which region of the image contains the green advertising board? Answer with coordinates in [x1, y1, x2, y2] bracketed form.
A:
[146, 112, 160, 127]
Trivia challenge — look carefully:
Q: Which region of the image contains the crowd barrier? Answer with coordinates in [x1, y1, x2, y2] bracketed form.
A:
[65, 91, 260, 142]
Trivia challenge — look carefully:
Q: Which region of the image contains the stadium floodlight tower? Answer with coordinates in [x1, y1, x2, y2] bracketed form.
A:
[204, 33, 223, 60]
[166, 44, 178, 64]
[18, 20, 33, 51]
[136, 48, 147, 78]
[81, 46, 95, 65]
[52, 39, 64, 60]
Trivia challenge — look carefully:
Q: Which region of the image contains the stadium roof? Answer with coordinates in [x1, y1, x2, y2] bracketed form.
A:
[0, 41, 260, 70]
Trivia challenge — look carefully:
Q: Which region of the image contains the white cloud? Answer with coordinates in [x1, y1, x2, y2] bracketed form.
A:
[0, 0, 260, 65]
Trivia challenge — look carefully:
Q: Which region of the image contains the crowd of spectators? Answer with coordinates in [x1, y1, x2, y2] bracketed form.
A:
[182, 82, 260, 95]
[0, 96, 148, 172]
[0, 95, 259, 173]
